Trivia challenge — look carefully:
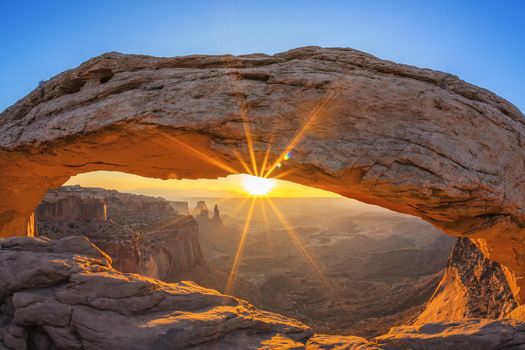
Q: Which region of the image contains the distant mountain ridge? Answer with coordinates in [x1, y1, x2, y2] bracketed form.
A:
[130, 187, 245, 199]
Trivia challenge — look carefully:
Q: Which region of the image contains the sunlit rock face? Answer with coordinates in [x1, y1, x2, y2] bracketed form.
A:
[36, 186, 203, 281]
[1, 46, 525, 300]
[417, 237, 516, 323]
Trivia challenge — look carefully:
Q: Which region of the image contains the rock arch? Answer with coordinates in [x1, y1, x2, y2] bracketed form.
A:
[1, 46, 525, 301]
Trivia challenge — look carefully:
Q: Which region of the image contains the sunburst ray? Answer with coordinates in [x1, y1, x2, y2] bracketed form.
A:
[225, 197, 256, 294]
[263, 92, 339, 179]
[221, 197, 250, 227]
[232, 150, 254, 176]
[265, 197, 331, 289]
[259, 197, 273, 245]
[258, 126, 277, 176]
[160, 134, 239, 175]
[239, 105, 260, 177]
[271, 168, 296, 180]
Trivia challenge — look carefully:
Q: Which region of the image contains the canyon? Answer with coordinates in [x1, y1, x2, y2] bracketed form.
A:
[34, 186, 454, 337]
[26, 186, 520, 347]
[197, 197, 455, 337]
[1, 46, 525, 348]
[35, 186, 259, 303]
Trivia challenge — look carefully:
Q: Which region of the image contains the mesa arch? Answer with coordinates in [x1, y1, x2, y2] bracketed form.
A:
[1, 46, 525, 303]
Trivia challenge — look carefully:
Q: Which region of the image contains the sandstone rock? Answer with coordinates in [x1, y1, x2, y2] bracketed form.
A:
[0, 46, 524, 300]
[1, 235, 525, 349]
[376, 319, 525, 350]
[35, 186, 263, 306]
[192, 200, 223, 227]
[36, 186, 203, 281]
[304, 319, 525, 349]
[0, 236, 312, 349]
[193, 330, 306, 349]
[170, 201, 190, 215]
[417, 237, 516, 323]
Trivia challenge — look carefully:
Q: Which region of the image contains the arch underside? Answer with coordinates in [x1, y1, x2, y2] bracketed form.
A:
[1, 46, 525, 301]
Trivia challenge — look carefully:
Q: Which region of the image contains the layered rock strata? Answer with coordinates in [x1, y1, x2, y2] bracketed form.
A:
[36, 186, 203, 281]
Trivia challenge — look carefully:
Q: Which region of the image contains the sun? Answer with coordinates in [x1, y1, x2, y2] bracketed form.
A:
[242, 175, 275, 196]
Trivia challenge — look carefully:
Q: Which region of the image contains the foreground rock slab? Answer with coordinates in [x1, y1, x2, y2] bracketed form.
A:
[307, 320, 525, 350]
[1, 236, 525, 350]
[0, 236, 311, 350]
[375, 319, 525, 350]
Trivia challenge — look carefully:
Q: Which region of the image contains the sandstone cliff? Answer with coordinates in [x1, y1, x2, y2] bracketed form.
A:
[36, 186, 203, 281]
[417, 237, 517, 323]
[1, 235, 524, 350]
[35, 186, 261, 304]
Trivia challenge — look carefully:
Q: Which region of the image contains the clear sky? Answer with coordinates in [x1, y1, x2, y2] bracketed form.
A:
[2, 1, 524, 197]
[1, 0, 524, 112]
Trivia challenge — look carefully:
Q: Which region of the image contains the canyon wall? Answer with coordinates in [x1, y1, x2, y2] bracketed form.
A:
[36, 186, 203, 281]
[1, 46, 525, 301]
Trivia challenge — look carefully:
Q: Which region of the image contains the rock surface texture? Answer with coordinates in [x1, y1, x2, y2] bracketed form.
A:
[1, 236, 524, 350]
[1, 46, 525, 299]
[417, 237, 517, 323]
[0, 236, 311, 350]
[36, 185, 203, 280]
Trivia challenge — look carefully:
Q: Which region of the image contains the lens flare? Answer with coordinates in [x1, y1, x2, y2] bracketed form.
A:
[242, 175, 275, 196]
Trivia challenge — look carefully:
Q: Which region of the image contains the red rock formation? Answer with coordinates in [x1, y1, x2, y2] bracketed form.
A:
[36, 186, 203, 281]
[212, 204, 222, 225]
[36, 196, 106, 223]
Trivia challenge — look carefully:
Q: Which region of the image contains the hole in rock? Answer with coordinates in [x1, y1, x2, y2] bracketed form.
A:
[34, 170, 455, 337]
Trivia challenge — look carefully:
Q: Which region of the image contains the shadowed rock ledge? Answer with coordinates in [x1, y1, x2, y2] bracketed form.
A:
[1, 235, 525, 350]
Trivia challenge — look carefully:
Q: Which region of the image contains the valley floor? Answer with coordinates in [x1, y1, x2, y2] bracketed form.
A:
[196, 198, 454, 337]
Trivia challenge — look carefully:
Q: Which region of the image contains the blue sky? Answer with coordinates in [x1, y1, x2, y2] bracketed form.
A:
[1, 0, 524, 112]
